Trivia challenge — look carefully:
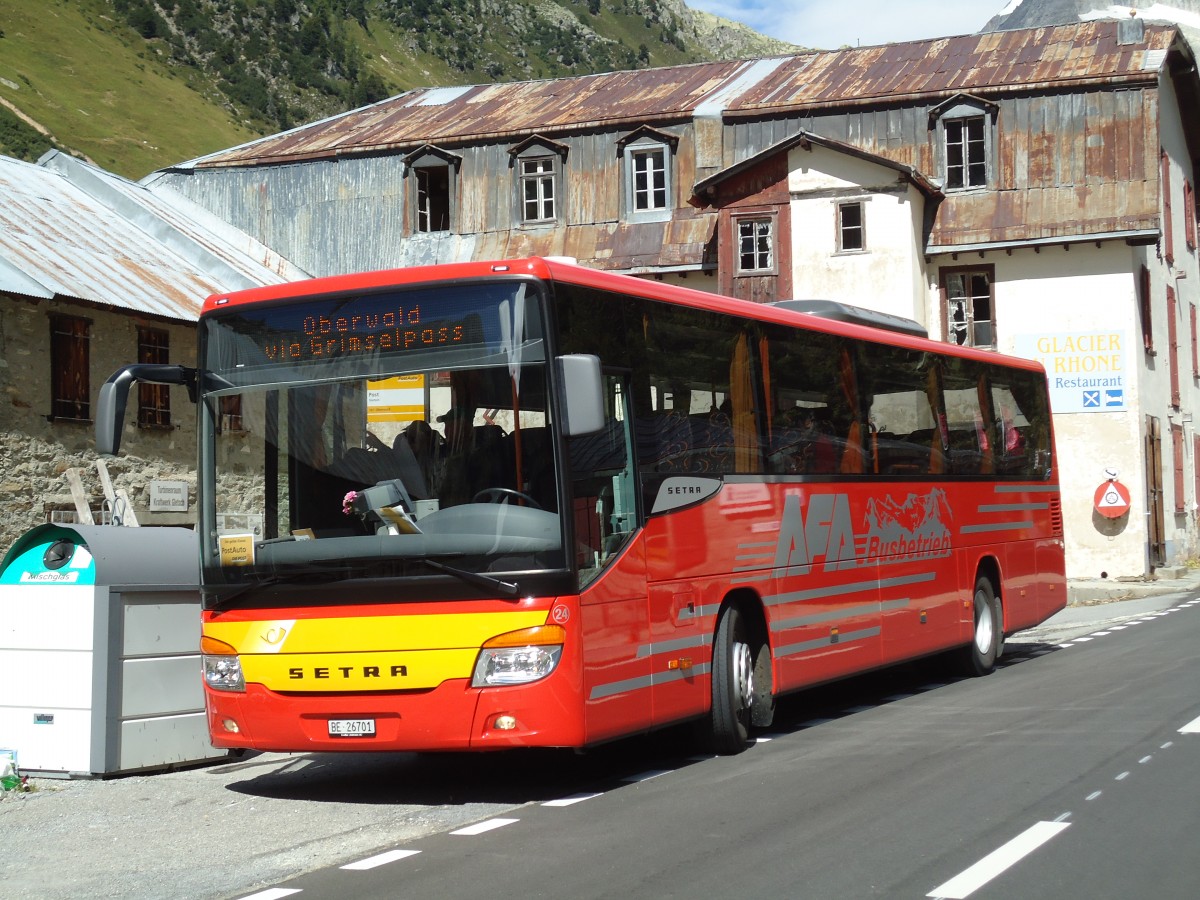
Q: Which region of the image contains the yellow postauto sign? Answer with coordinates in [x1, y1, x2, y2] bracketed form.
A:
[204, 610, 547, 691]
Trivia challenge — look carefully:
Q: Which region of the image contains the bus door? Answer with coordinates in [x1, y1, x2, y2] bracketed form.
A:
[569, 372, 652, 743]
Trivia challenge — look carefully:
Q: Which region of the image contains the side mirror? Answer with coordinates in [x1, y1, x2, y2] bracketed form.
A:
[96, 365, 196, 456]
[555, 354, 605, 436]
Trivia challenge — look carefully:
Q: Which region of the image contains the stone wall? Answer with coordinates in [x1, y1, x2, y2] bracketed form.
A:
[0, 294, 199, 555]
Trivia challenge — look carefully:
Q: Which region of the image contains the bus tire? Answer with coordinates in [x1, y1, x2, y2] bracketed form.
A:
[957, 575, 1001, 677]
[709, 604, 756, 754]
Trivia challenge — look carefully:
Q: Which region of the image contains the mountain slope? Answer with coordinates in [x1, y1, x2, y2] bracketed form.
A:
[983, 0, 1200, 43]
[0, 0, 797, 180]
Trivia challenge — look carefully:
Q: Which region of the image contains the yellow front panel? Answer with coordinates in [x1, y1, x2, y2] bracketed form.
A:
[242, 648, 481, 691]
[205, 610, 548, 692]
[204, 610, 547, 654]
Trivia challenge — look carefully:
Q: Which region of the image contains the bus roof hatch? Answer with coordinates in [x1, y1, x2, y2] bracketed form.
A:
[769, 299, 928, 339]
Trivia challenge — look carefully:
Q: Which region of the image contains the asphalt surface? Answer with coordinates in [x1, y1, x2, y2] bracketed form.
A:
[1, 573, 1196, 900]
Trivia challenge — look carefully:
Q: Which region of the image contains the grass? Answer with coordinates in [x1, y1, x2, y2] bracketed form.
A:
[0, 0, 258, 179]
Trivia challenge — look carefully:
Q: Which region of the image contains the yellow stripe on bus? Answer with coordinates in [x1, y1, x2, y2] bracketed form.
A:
[242, 648, 480, 691]
[203, 610, 547, 654]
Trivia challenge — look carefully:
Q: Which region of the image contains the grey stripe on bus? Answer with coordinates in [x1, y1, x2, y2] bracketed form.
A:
[636, 634, 713, 658]
[771, 598, 909, 631]
[978, 503, 1049, 512]
[731, 572, 772, 584]
[588, 663, 714, 700]
[960, 520, 1034, 533]
[675, 603, 722, 622]
[776, 626, 882, 658]
[993, 484, 1060, 494]
[766, 571, 936, 607]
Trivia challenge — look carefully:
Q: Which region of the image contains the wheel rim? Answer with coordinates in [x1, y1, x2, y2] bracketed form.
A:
[733, 639, 754, 712]
[973, 590, 994, 654]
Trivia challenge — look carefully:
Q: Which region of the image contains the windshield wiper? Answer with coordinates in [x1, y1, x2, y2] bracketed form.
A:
[417, 558, 520, 598]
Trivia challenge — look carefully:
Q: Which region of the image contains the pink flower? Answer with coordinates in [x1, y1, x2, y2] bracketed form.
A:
[342, 491, 359, 515]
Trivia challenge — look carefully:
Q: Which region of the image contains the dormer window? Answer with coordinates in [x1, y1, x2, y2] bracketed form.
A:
[618, 126, 678, 222]
[509, 135, 568, 226]
[945, 117, 986, 189]
[930, 94, 997, 192]
[403, 145, 461, 234]
[631, 146, 667, 211]
[417, 167, 450, 232]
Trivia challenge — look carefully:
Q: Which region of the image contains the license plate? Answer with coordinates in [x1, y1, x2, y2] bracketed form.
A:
[328, 718, 375, 737]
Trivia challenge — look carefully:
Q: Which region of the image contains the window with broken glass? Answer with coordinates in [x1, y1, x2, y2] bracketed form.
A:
[943, 267, 994, 349]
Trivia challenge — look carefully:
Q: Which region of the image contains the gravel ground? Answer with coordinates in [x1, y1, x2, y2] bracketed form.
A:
[0, 750, 529, 900]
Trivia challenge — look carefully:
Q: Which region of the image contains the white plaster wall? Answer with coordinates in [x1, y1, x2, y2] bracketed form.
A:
[1155, 65, 1200, 567]
[928, 244, 1151, 578]
[786, 145, 927, 324]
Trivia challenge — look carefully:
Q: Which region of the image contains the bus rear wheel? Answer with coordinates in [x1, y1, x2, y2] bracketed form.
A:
[709, 604, 757, 754]
[956, 575, 1002, 677]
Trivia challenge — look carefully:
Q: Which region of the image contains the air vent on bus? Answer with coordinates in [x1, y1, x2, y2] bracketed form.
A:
[769, 299, 928, 338]
[1050, 496, 1064, 536]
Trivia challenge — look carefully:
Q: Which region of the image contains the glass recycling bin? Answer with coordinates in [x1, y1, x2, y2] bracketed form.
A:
[0, 524, 228, 776]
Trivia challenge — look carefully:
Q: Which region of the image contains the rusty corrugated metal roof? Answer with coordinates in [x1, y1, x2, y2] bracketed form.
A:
[727, 22, 1176, 116]
[185, 21, 1177, 171]
[188, 59, 762, 169]
[0, 153, 307, 321]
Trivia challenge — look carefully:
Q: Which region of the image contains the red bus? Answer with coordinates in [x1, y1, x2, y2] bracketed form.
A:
[97, 258, 1066, 754]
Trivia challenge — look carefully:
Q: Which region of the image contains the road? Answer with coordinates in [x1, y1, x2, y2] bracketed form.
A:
[2, 593, 1197, 900]
[245, 593, 1200, 900]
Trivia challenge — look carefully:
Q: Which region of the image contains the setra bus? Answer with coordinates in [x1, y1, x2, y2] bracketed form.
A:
[96, 258, 1066, 754]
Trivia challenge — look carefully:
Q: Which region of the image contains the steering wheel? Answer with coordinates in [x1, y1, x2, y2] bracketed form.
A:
[472, 487, 543, 509]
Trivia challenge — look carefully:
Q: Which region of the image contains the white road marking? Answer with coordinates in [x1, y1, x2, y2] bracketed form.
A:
[543, 792, 603, 807]
[1180, 714, 1200, 734]
[926, 821, 1070, 899]
[1115, 771, 1129, 781]
[1086, 791, 1102, 801]
[237, 891, 302, 900]
[621, 769, 671, 783]
[341, 849, 421, 870]
[450, 818, 519, 836]
[1139, 755, 1152, 764]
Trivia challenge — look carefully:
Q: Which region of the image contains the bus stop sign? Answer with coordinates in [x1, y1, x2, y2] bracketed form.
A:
[1094, 479, 1131, 519]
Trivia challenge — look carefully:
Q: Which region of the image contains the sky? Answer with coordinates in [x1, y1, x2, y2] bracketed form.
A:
[688, 0, 1014, 49]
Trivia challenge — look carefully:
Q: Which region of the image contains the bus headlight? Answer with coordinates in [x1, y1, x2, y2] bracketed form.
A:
[202, 635, 246, 693]
[472, 625, 565, 687]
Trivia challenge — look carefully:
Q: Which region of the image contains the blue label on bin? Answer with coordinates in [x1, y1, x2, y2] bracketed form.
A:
[0, 541, 96, 586]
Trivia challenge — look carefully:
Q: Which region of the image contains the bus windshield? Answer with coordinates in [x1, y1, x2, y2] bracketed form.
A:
[197, 278, 565, 601]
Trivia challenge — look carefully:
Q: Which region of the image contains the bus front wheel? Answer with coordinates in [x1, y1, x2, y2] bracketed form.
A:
[957, 575, 1002, 677]
[709, 604, 757, 754]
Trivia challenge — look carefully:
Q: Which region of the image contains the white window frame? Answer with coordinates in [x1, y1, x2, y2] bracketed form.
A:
[734, 214, 777, 275]
[519, 156, 557, 224]
[621, 133, 674, 223]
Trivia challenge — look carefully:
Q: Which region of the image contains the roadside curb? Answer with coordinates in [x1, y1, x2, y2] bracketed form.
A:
[1067, 566, 1200, 606]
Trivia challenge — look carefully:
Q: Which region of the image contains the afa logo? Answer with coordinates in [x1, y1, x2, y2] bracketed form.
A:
[773, 488, 953, 572]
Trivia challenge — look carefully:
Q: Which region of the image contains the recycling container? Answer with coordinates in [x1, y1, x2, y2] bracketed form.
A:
[0, 524, 227, 776]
